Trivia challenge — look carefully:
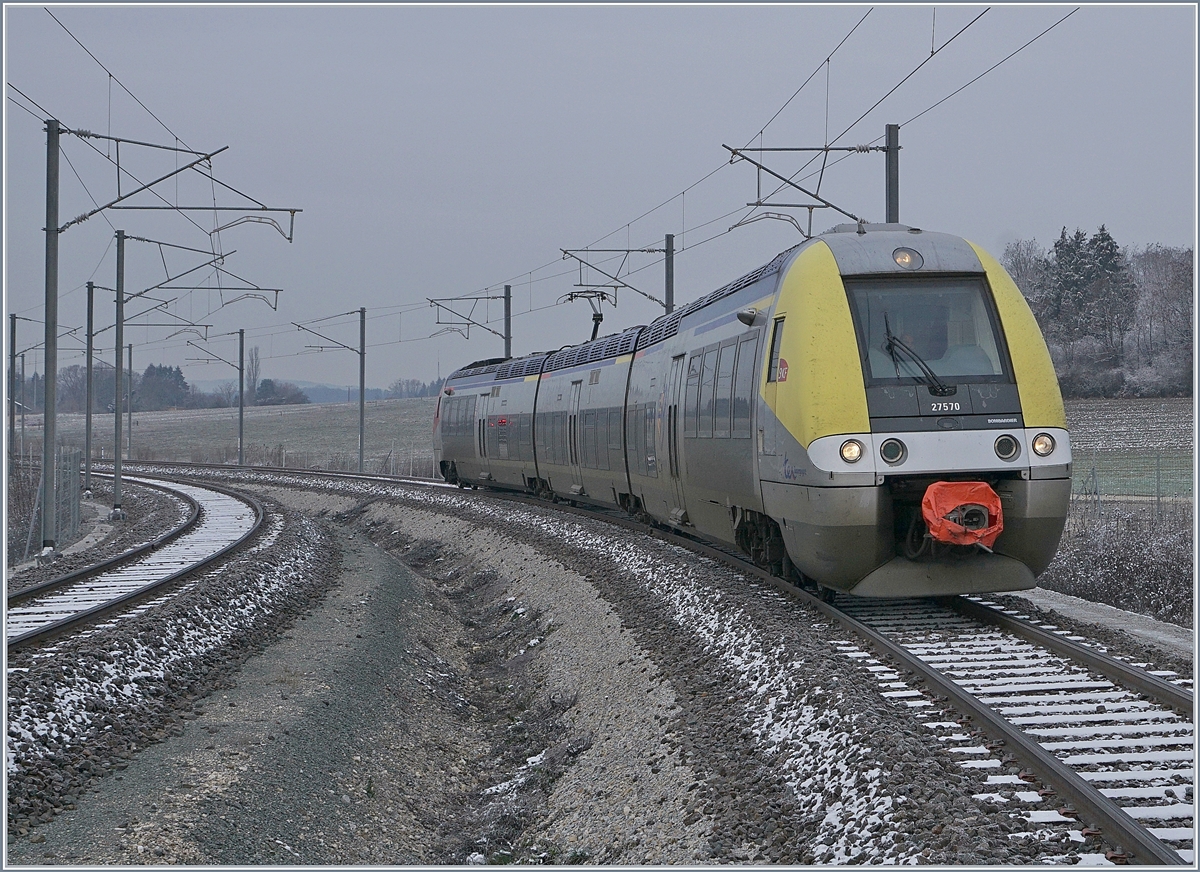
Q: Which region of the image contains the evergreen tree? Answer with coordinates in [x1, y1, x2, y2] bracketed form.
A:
[1084, 225, 1137, 364]
[1047, 227, 1094, 353]
[139, 364, 189, 410]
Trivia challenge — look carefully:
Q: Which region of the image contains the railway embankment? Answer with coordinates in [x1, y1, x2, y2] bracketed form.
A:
[7, 474, 1192, 864]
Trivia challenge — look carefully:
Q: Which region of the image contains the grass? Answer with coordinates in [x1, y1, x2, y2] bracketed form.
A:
[26, 397, 441, 476]
[1040, 497, 1193, 628]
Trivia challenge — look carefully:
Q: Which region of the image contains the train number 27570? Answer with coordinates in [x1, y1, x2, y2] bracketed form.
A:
[930, 401, 961, 412]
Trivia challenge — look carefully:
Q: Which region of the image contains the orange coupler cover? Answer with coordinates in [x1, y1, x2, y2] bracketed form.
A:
[921, 481, 1004, 549]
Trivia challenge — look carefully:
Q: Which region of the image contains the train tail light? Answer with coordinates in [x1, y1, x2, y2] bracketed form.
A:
[921, 481, 1004, 549]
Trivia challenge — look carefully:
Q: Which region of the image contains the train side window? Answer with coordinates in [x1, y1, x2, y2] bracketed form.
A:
[684, 354, 701, 437]
[732, 332, 758, 438]
[457, 395, 474, 441]
[609, 407, 623, 449]
[699, 346, 718, 438]
[767, 318, 785, 382]
[626, 404, 641, 476]
[581, 410, 595, 469]
[596, 408, 610, 470]
[556, 411, 568, 466]
[517, 413, 530, 461]
[714, 339, 736, 439]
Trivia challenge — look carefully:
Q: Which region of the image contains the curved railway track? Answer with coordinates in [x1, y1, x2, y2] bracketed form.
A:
[105, 462, 1195, 863]
[834, 597, 1193, 865]
[8, 476, 200, 601]
[6, 477, 263, 650]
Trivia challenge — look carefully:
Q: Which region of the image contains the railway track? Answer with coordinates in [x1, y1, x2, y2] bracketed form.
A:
[834, 597, 1194, 865]
[100, 463, 1195, 862]
[6, 477, 263, 650]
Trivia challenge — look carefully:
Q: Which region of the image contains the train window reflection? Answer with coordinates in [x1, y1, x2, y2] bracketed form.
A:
[732, 332, 757, 438]
[846, 278, 1010, 384]
[714, 340, 736, 438]
[684, 354, 701, 437]
[699, 347, 718, 438]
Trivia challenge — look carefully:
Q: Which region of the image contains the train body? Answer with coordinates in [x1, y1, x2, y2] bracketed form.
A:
[434, 223, 1071, 597]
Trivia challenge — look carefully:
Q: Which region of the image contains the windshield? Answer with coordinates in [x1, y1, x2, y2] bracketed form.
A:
[846, 277, 1010, 384]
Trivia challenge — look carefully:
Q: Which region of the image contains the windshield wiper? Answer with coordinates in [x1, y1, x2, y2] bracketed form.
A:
[883, 312, 955, 396]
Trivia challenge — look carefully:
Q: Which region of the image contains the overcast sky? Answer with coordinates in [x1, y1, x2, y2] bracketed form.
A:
[4, 4, 1196, 391]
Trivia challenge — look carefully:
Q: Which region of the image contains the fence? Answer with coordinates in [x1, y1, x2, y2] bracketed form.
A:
[175, 442, 439, 478]
[1065, 450, 1193, 538]
[6, 447, 83, 565]
[1071, 449, 1192, 499]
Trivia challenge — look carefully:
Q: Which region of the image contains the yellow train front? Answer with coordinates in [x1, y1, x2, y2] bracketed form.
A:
[433, 222, 1071, 598]
[747, 223, 1070, 596]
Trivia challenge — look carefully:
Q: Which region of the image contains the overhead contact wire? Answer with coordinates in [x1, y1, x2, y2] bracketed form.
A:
[46, 9, 194, 151]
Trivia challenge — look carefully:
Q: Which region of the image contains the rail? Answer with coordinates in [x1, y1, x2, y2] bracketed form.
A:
[7, 476, 201, 605]
[7, 478, 263, 651]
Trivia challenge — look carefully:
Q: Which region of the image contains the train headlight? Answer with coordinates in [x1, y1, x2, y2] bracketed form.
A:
[840, 440, 864, 463]
[893, 247, 923, 270]
[994, 434, 1021, 461]
[1032, 433, 1056, 457]
[879, 438, 907, 465]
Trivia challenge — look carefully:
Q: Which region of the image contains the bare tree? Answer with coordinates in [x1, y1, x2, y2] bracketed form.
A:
[1001, 237, 1050, 301]
[217, 381, 237, 408]
[246, 346, 261, 405]
[57, 365, 88, 412]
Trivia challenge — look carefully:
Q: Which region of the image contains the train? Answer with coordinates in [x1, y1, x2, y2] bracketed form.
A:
[433, 223, 1071, 598]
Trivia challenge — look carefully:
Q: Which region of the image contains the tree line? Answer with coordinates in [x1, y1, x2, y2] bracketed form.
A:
[14, 353, 310, 413]
[384, 378, 443, 399]
[1002, 227, 1192, 397]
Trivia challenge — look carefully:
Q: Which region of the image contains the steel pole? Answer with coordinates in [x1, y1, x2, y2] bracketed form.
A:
[238, 328, 244, 466]
[20, 354, 26, 459]
[84, 282, 94, 492]
[8, 313, 16, 465]
[504, 285, 512, 358]
[665, 234, 675, 315]
[358, 307, 365, 473]
[41, 118, 61, 552]
[885, 123, 900, 224]
[127, 344, 132, 460]
[113, 230, 124, 516]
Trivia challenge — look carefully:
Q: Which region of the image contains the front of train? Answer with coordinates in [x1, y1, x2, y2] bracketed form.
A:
[762, 224, 1071, 597]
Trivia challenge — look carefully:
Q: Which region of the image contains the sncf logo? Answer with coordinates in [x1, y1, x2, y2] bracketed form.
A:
[777, 358, 789, 382]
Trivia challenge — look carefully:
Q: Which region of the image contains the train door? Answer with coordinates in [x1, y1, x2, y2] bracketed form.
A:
[760, 316, 785, 456]
[476, 391, 493, 481]
[666, 354, 688, 521]
[567, 380, 584, 492]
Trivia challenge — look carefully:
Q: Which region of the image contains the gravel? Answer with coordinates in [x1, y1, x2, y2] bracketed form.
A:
[8, 467, 1191, 865]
